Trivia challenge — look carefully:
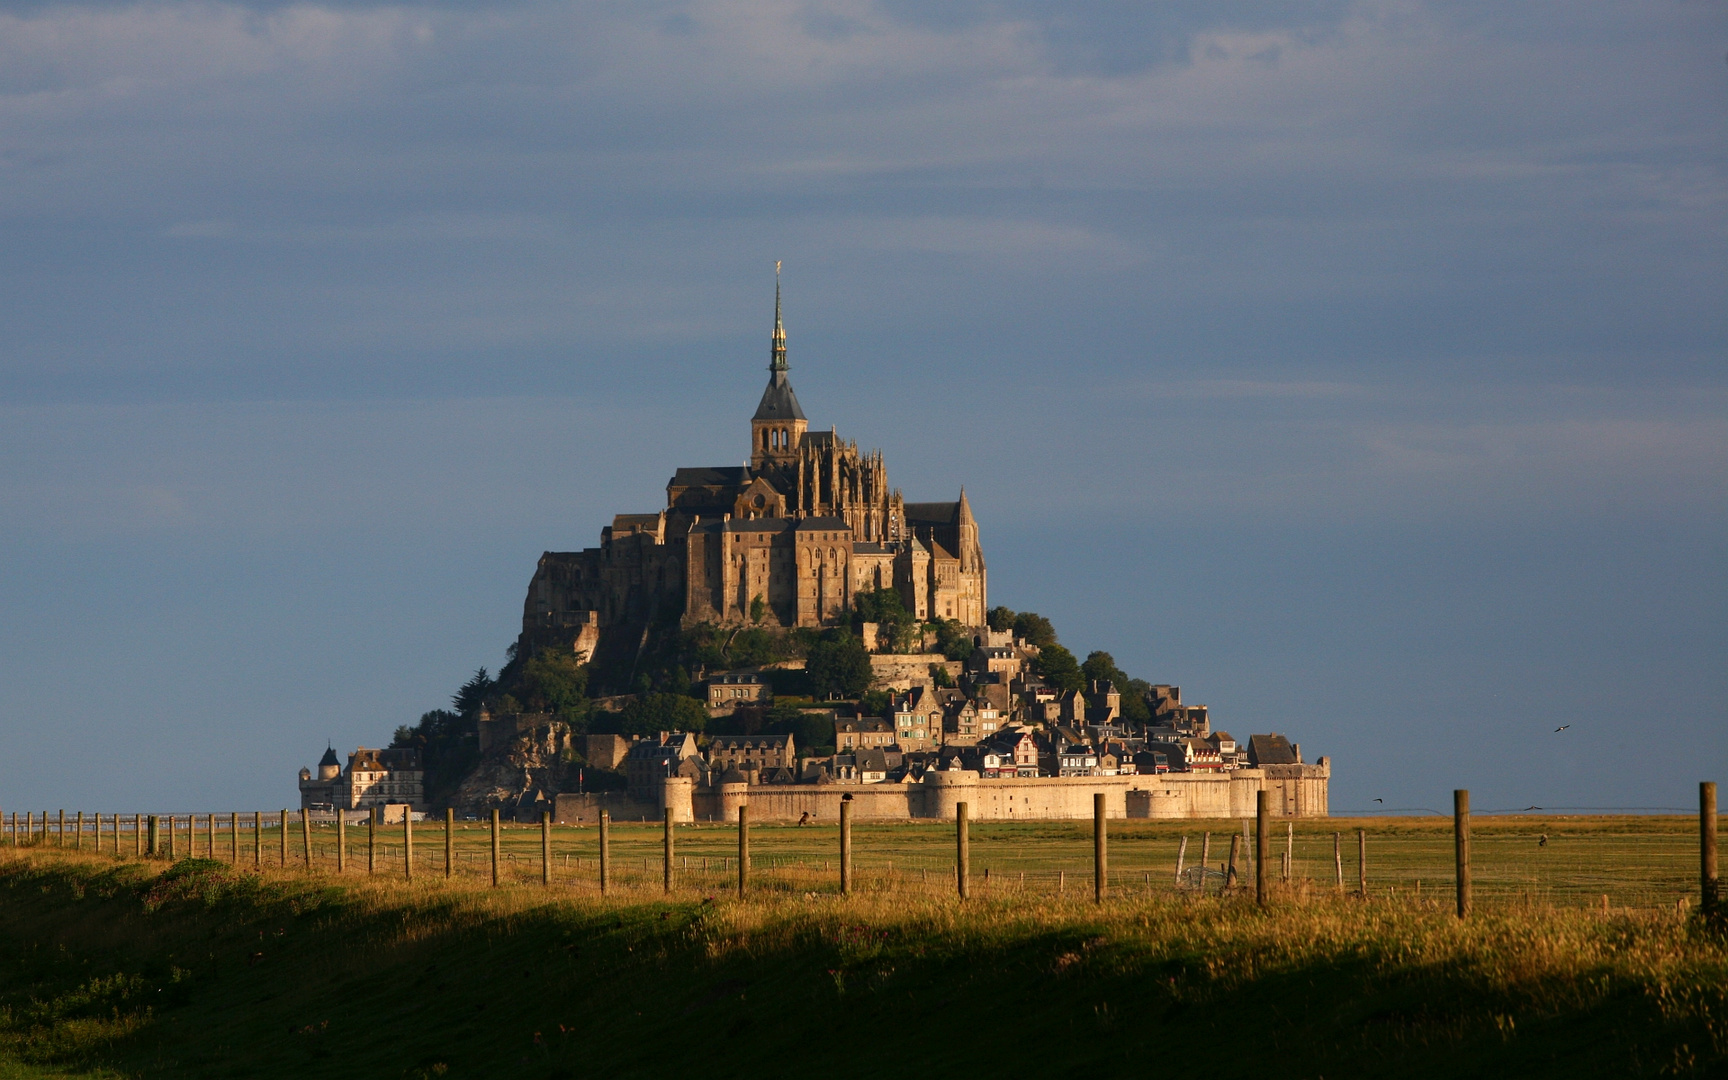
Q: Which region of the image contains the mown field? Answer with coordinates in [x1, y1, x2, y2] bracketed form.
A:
[0, 816, 1722, 1079]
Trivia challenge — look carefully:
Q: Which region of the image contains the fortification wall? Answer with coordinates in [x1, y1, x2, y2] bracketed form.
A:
[691, 783, 914, 823]
[550, 777, 696, 824]
[659, 762, 1330, 823]
[867, 654, 962, 691]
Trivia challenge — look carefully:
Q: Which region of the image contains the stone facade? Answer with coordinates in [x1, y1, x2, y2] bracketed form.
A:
[520, 282, 987, 642]
[297, 746, 425, 812]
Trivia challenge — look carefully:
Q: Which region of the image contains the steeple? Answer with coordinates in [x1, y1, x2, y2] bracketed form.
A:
[751, 263, 807, 467]
[770, 261, 788, 373]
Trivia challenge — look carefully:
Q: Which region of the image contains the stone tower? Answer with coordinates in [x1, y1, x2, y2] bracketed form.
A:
[750, 269, 808, 469]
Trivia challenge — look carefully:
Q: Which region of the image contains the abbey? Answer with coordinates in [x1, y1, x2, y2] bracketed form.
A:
[524, 282, 987, 637]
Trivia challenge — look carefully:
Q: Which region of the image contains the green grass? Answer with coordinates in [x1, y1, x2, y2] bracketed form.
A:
[43, 813, 1709, 910]
[0, 824, 1723, 1079]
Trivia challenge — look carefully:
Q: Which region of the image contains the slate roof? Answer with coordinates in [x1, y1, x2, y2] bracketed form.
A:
[795, 516, 851, 532]
[670, 466, 752, 487]
[753, 371, 806, 422]
[904, 501, 959, 524]
[1247, 733, 1298, 766]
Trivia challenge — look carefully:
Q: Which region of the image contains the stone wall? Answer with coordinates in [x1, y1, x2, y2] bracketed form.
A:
[641, 758, 1331, 823]
[868, 654, 963, 692]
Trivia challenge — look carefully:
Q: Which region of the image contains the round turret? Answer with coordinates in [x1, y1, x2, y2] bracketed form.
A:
[317, 745, 341, 781]
[922, 767, 979, 820]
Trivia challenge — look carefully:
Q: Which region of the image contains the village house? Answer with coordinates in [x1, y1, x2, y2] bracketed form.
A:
[706, 672, 770, 711]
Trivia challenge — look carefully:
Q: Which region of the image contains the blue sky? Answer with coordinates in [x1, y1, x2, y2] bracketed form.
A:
[0, 0, 1722, 813]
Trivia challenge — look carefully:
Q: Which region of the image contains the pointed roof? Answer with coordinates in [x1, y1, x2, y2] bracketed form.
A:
[754, 271, 806, 421]
[318, 746, 340, 768]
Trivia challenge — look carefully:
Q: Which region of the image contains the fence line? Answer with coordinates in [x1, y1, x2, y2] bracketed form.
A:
[1, 794, 1720, 913]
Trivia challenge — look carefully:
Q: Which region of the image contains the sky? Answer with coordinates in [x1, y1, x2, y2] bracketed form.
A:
[0, 0, 1723, 815]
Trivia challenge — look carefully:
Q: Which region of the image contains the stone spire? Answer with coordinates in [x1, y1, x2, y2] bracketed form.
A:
[770, 261, 787, 373]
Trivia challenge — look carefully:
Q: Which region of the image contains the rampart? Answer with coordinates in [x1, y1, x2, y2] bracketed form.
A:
[551, 760, 1329, 824]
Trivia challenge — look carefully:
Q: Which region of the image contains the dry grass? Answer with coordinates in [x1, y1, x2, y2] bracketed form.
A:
[29, 812, 1705, 910]
[0, 828, 1723, 1079]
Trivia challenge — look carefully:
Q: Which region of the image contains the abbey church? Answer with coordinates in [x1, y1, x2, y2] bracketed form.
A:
[523, 281, 987, 638]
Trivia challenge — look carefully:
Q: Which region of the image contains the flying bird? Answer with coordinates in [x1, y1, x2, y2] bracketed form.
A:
[1373, 798, 1383, 803]
[1554, 725, 1570, 732]
[1523, 805, 1542, 811]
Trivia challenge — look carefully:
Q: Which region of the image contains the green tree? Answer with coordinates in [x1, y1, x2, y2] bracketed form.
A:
[1082, 650, 1151, 722]
[859, 689, 892, 716]
[1033, 642, 1084, 693]
[518, 648, 589, 717]
[451, 668, 496, 715]
[807, 634, 873, 699]
[602, 693, 709, 736]
[854, 587, 909, 624]
[987, 606, 1017, 632]
[749, 594, 767, 625]
[1013, 611, 1058, 648]
[931, 618, 977, 661]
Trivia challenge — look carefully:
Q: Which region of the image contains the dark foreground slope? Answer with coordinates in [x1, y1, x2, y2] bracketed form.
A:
[0, 854, 1722, 1079]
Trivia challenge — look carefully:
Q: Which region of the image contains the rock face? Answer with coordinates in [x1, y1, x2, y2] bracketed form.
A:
[452, 722, 573, 818]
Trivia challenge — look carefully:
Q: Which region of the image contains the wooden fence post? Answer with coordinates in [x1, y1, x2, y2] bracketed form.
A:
[299, 809, 311, 869]
[1255, 791, 1268, 907]
[368, 807, 378, 875]
[1333, 832, 1342, 889]
[280, 810, 288, 867]
[663, 808, 674, 895]
[75, 810, 83, 850]
[1284, 821, 1293, 882]
[490, 809, 500, 888]
[253, 811, 261, 868]
[1175, 835, 1188, 885]
[58, 810, 65, 847]
[207, 811, 216, 858]
[839, 797, 853, 896]
[146, 815, 160, 857]
[542, 812, 552, 887]
[1199, 832, 1211, 891]
[1357, 828, 1367, 897]
[1094, 793, 1107, 904]
[167, 815, 176, 859]
[444, 809, 454, 880]
[956, 802, 970, 900]
[735, 805, 746, 899]
[1454, 789, 1472, 920]
[1226, 832, 1241, 891]
[230, 812, 238, 863]
[336, 809, 347, 872]
[600, 811, 612, 896]
[405, 809, 414, 882]
[1703, 781, 1719, 915]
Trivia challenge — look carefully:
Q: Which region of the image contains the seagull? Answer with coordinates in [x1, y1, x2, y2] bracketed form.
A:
[1373, 798, 1383, 803]
[1523, 805, 1542, 811]
[1554, 725, 1570, 732]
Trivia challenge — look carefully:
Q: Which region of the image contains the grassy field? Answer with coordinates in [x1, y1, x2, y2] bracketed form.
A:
[0, 817, 1722, 1079]
[31, 812, 1710, 910]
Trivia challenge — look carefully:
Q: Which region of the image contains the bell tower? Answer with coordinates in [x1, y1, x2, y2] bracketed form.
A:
[751, 264, 808, 469]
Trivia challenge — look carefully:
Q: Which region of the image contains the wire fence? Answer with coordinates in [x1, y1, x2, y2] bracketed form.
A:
[4, 797, 1719, 914]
